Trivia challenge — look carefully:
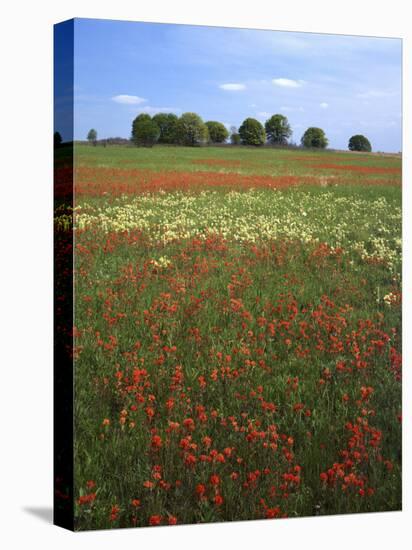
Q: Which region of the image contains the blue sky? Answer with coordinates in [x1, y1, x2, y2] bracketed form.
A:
[69, 18, 402, 152]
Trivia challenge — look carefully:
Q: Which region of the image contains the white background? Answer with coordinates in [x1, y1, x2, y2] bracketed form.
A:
[0, 0, 410, 548]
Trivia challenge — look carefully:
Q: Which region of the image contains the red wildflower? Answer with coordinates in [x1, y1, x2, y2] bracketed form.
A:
[168, 515, 177, 525]
[110, 505, 120, 521]
[78, 493, 96, 505]
[151, 435, 163, 449]
[195, 484, 206, 498]
[149, 515, 162, 526]
[184, 453, 197, 466]
[214, 494, 224, 506]
[265, 507, 281, 519]
[210, 474, 220, 486]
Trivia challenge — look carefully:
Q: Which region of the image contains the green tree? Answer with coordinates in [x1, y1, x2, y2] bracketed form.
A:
[176, 112, 208, 146]
[348, 134, 372, 152]
[152, 113, 179, 144]
[87, 128, 97, 146]
[54, 131, 62, 148]
[301, 127, 328, 148]
[265, 114, 292, 145]
[238, 118, 266, 146]
[131, 114, 160, 147]
[205, 121, 229, 143]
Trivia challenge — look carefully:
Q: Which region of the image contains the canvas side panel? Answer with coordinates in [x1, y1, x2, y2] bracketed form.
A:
[53, 18, 75, 531]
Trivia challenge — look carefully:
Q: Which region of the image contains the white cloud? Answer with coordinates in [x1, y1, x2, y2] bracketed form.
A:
[112, 94, 147, 105]
[272, 78, 304, 88]
[257, 111, 271, 118]
[219, 83, 246, 91]
[320, 102, 329, 109]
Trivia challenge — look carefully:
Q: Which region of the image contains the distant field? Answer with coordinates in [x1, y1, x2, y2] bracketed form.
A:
[75, 142, 401, 177]
[55, 144, 401, 529]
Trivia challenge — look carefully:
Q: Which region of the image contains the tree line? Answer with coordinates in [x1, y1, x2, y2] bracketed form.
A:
[127, 112, 371, 152]
[60, 111, 371, 152]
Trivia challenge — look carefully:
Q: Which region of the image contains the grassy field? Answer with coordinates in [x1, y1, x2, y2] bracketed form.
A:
[55, 144, 401, 529]
[75, 142, 401, 175]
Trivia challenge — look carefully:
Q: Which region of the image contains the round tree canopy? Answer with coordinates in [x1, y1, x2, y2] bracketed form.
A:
[348, 134, 372, 152]
[301, 127, 328, 149]
[238, 118, 266, 146]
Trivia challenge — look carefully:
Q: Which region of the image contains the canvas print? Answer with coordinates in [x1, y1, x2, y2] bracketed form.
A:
[54, 18, 402, 531]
